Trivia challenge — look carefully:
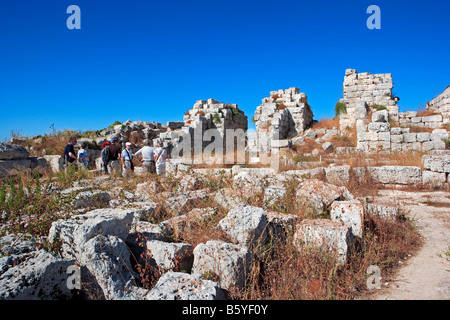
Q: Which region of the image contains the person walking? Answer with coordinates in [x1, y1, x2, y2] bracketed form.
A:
[154, 142, 167, 178]
[63, 136, 78, 171]
[101, 141, 110, 175]
[121, 142, 135, 178]
[77, 142, 89, 169]
[107, 138, 122, 175]
[135, 141, 156, 174]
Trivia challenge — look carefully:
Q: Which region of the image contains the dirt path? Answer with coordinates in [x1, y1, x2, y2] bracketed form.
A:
[364, 190, 450, 300]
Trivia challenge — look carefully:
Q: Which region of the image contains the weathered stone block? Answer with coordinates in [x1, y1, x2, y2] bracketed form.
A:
[293, 219, 354, 265]
[368, 122, 391, 133]
[192, 240, 252, 291]
[422, 171, 447, 188]
[218, 206, 268, 249]
[330, 200, 364, 238]
[367, 166, 422, 185]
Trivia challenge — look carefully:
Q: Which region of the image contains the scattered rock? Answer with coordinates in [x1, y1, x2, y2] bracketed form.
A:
[293, 219, 354, 265]
[192, 239, 252, 291]
[144, 271, 225, 300]
[0, 143, 29, 160]
[330, 200, 364, 238]
[218, 205, 269, 249]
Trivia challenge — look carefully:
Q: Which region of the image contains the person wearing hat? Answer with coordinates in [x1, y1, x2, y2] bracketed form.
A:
[107, 138, 122, 175]
[154, 141, 167, 178]
[121, 142, 135, 178]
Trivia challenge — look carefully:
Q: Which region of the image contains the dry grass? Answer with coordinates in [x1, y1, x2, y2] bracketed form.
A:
[416, 109, 436, 117]
[292, 138, 320, 155]
[406, 126, 434, 133]
[312, 118, 340, 130]
[233, 212, 422, 300]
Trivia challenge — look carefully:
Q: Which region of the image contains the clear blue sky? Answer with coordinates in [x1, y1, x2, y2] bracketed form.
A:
[0, 0, 449, 141]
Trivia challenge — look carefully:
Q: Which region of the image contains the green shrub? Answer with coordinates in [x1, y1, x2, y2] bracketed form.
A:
[372, 104, 387, 111]
[335, 102, 347, 117]
[212, 113, 221, 124]
[443, 138, 450, 150]
[108, 121, 122, 129]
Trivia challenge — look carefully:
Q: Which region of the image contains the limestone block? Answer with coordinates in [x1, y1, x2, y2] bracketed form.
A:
[366, 197, 400, 221]
[390, 127, 403, 135]
[330, 200, 364, 238]
[325, 165, 350, 186]
[422, 115, 443, 123]
[367, 166, 422, 185]
[191, 240, 252, 291]
[403, 133, 417, 143]
[422, 171, 447, 188]
[372, 110, 389, 123]
[390, 135, 403, 144]
[368, 122, 391, 133]
[417, 132, 431, 142]
[322, 142, 334, 153]
[217, 206, 269, 249]
[422, 140, 446, 151]
[378, 132, 391, 141]
[0, 159, 32, 177]
[422, 154, 450, 173]
[145, 271, 225, 300]
[146, 240, 194, 272]
[293, 219, 354, 265]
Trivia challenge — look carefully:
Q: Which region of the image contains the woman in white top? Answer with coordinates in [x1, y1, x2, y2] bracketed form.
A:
[154, 142, 167, 178]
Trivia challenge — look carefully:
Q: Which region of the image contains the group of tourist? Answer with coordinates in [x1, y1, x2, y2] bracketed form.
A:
[63, 136, 167, 178]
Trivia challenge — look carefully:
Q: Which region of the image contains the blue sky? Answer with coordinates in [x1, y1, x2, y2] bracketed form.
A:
[0, 0, 449, 141]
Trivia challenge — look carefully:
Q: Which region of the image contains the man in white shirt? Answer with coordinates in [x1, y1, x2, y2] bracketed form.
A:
[121, 142, 134, 178]
[135, 141, 156, 174]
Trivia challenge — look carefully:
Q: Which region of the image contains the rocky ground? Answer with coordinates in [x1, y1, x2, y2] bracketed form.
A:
[1, 163, 447, 300]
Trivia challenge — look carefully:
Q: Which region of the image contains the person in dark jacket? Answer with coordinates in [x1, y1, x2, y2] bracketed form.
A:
[63, 136, 78, 171]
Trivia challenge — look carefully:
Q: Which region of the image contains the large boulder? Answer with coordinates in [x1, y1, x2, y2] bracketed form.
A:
[48, 208, 135, 260]
[0, 159, 32, 178]
[296, 179, 354, 214]
[43, 155, 64, 173]
[218, 205, 269, 249]
[146, 240, 194, 273]
[191, 240, 252, 291]
[79, 234, 138, 300]
[0, 249, 75, 300]
[330, 200, 364, 238]
[293, 219, 354, 265]
[0, 143, 29, 160]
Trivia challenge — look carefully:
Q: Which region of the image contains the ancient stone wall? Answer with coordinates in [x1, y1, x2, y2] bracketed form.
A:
[339, 69, 399, 129]
[157, 99, 247, 156]
[250, 87, 313, 153]
[426, 86, 450, 124]
[357, 110, 449, 153]
[398, 111, 444, 129]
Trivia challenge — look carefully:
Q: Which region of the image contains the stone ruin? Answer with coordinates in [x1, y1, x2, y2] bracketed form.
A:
[426, 86, 450, 124]
[249, 87, 314, 153]
[2, 68, 449, 177]
[339, 69, 399, 129]
[156, 98, 248, 160]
